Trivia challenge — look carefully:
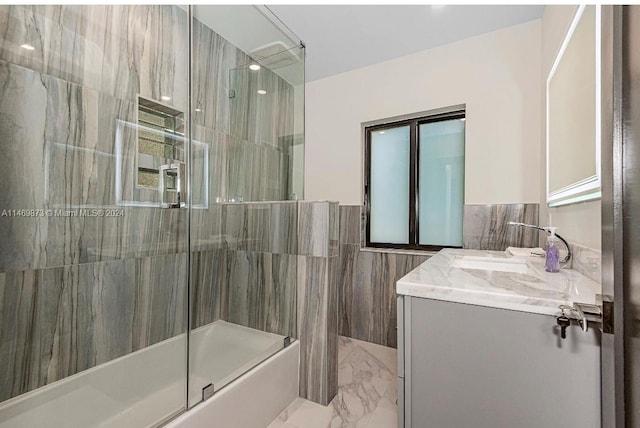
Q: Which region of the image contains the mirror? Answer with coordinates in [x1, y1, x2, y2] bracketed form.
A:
[546, 5, 601, 207]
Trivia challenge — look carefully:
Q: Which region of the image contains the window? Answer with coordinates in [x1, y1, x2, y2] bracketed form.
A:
[364, 109, 465, 251]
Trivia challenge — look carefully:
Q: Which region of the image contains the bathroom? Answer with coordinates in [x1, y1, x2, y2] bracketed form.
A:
[0, 4, 638, 428]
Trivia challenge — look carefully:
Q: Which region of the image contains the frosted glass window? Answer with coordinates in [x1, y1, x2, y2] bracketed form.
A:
[369, 126, 410, 244]
[418, 119, 465, 246]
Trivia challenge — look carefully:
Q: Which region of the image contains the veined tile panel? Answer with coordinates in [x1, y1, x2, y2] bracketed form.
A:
[227, 137, 290, 202]
[339, 245, 428, 348]
[191, 125, 229, 213]
[219, 202, 297, 255]
[0, 5, 189, 109]
[328, 203, 339, 257]
[228, 62, 295, 147]
[298, 201, 339, 257]
[132, 254, 187, 346]
[190, 204, 224, 253]
[270, 202, 298, 255]
[192, 15, 296, 202]
[326, 256, 339, 400]
[297, 255, 329, 404]
[225, 250, 297, 338]
[0, 254, 187, 403]
[194, 19, 296, 144]
[339, 205, 362, 245]
[0, 59, 189, 272]
[190, 249, 228, 329]
[462, 204, 539, 251]
[191, 17, 238, 134]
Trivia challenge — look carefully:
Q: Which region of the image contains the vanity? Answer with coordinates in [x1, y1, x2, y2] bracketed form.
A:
[396, 248, 602, 428]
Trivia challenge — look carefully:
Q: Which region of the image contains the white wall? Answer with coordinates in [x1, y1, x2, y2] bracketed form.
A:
[539, 5, 601, 250]
[304, 20, 541, 206]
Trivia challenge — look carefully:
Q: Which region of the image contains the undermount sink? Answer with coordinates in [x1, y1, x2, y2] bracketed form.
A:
[450, 256, 529, 274]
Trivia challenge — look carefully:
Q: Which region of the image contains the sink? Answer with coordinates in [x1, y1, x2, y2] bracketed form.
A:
[450, 256, 529, 274]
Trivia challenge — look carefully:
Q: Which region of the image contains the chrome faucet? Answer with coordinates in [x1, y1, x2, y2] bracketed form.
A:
[507, 222, 572, 265]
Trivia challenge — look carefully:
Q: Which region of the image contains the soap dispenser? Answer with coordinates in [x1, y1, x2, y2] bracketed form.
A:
[545, 227, 560, 273]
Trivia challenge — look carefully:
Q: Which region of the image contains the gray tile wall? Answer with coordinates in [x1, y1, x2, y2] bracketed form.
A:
[194, 200, 338, 406]
[462, 204, 540, 250]
[191, 201, 298, 338]
[338, 205, 428, 348]
[192, 17, 296, 203]
[0, 254, 186, 402]
[296, 202, 339, 405]
[339, 243, 428, 348]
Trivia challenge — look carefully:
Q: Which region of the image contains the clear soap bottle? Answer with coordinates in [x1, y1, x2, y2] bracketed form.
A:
[545, 227, 560, 273]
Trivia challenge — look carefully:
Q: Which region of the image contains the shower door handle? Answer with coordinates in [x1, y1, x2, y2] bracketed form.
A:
[159, 160, 185, 208]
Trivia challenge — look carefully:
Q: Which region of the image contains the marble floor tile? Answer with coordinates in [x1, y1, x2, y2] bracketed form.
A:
[338, 336, 355, 365]
[348, 338, 397, 377]
[270, 336, 398, 428]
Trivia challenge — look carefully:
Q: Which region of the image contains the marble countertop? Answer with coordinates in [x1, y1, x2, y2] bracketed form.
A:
[396, 248, 601, 316]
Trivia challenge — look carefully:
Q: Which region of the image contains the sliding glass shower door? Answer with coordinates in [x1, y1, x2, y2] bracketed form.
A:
[0, 4, 305, 426]
[0, 5, 190, 426]
[187, 5, 305, 407]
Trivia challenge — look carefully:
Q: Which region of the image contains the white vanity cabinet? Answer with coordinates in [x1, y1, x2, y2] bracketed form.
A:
[396, 249, 603, 428]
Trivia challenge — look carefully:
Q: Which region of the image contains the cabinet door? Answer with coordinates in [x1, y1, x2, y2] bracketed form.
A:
[408, 297, 601, 428]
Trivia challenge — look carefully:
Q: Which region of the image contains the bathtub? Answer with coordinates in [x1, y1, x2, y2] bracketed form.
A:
[0, 321, 299, 428]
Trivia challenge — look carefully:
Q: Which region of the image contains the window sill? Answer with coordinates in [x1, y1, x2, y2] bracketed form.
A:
[359, 247, 439, 257]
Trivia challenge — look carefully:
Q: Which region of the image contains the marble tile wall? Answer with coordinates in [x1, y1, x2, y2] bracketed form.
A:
[225, 250, 297, 338]
[0, 6, 297, 272]
[190, 201, 299, 335]
[338, 205, 428, 349]
[339, 245, 428, 349]
[0, 58, 190, 272]
[296, 202, 339, 405]
[0, 5, 189, 108]
[0, 253, 186, 402]
[462, 204, 540, 250]
[298, 201, 339, 257]
[191, 17, 297, 203]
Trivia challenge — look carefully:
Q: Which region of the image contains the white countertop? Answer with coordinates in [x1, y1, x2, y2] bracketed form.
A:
[396, 248, 601, 316]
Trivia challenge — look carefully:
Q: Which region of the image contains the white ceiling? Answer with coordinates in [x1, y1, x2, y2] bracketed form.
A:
[267, 5, 545, 82]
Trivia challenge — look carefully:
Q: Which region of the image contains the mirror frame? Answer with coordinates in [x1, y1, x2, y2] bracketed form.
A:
[546, 5, 601, 207]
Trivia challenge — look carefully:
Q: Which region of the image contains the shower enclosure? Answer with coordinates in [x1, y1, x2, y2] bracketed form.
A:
[0, 5, 304, 427]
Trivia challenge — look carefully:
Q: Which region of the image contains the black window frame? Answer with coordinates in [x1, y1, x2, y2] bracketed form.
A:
[364, 109, 466, 251]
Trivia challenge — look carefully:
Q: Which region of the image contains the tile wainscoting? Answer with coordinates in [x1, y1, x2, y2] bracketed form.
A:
[462, 204, 540, 250]
[338, 203, 540, 348]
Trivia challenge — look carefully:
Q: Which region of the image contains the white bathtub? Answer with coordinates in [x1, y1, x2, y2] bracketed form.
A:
[0, 321, 298, 428]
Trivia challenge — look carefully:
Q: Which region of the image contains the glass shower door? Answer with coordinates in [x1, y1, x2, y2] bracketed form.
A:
[188, 5, 305, 407]
[0, 5, 190, 427]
